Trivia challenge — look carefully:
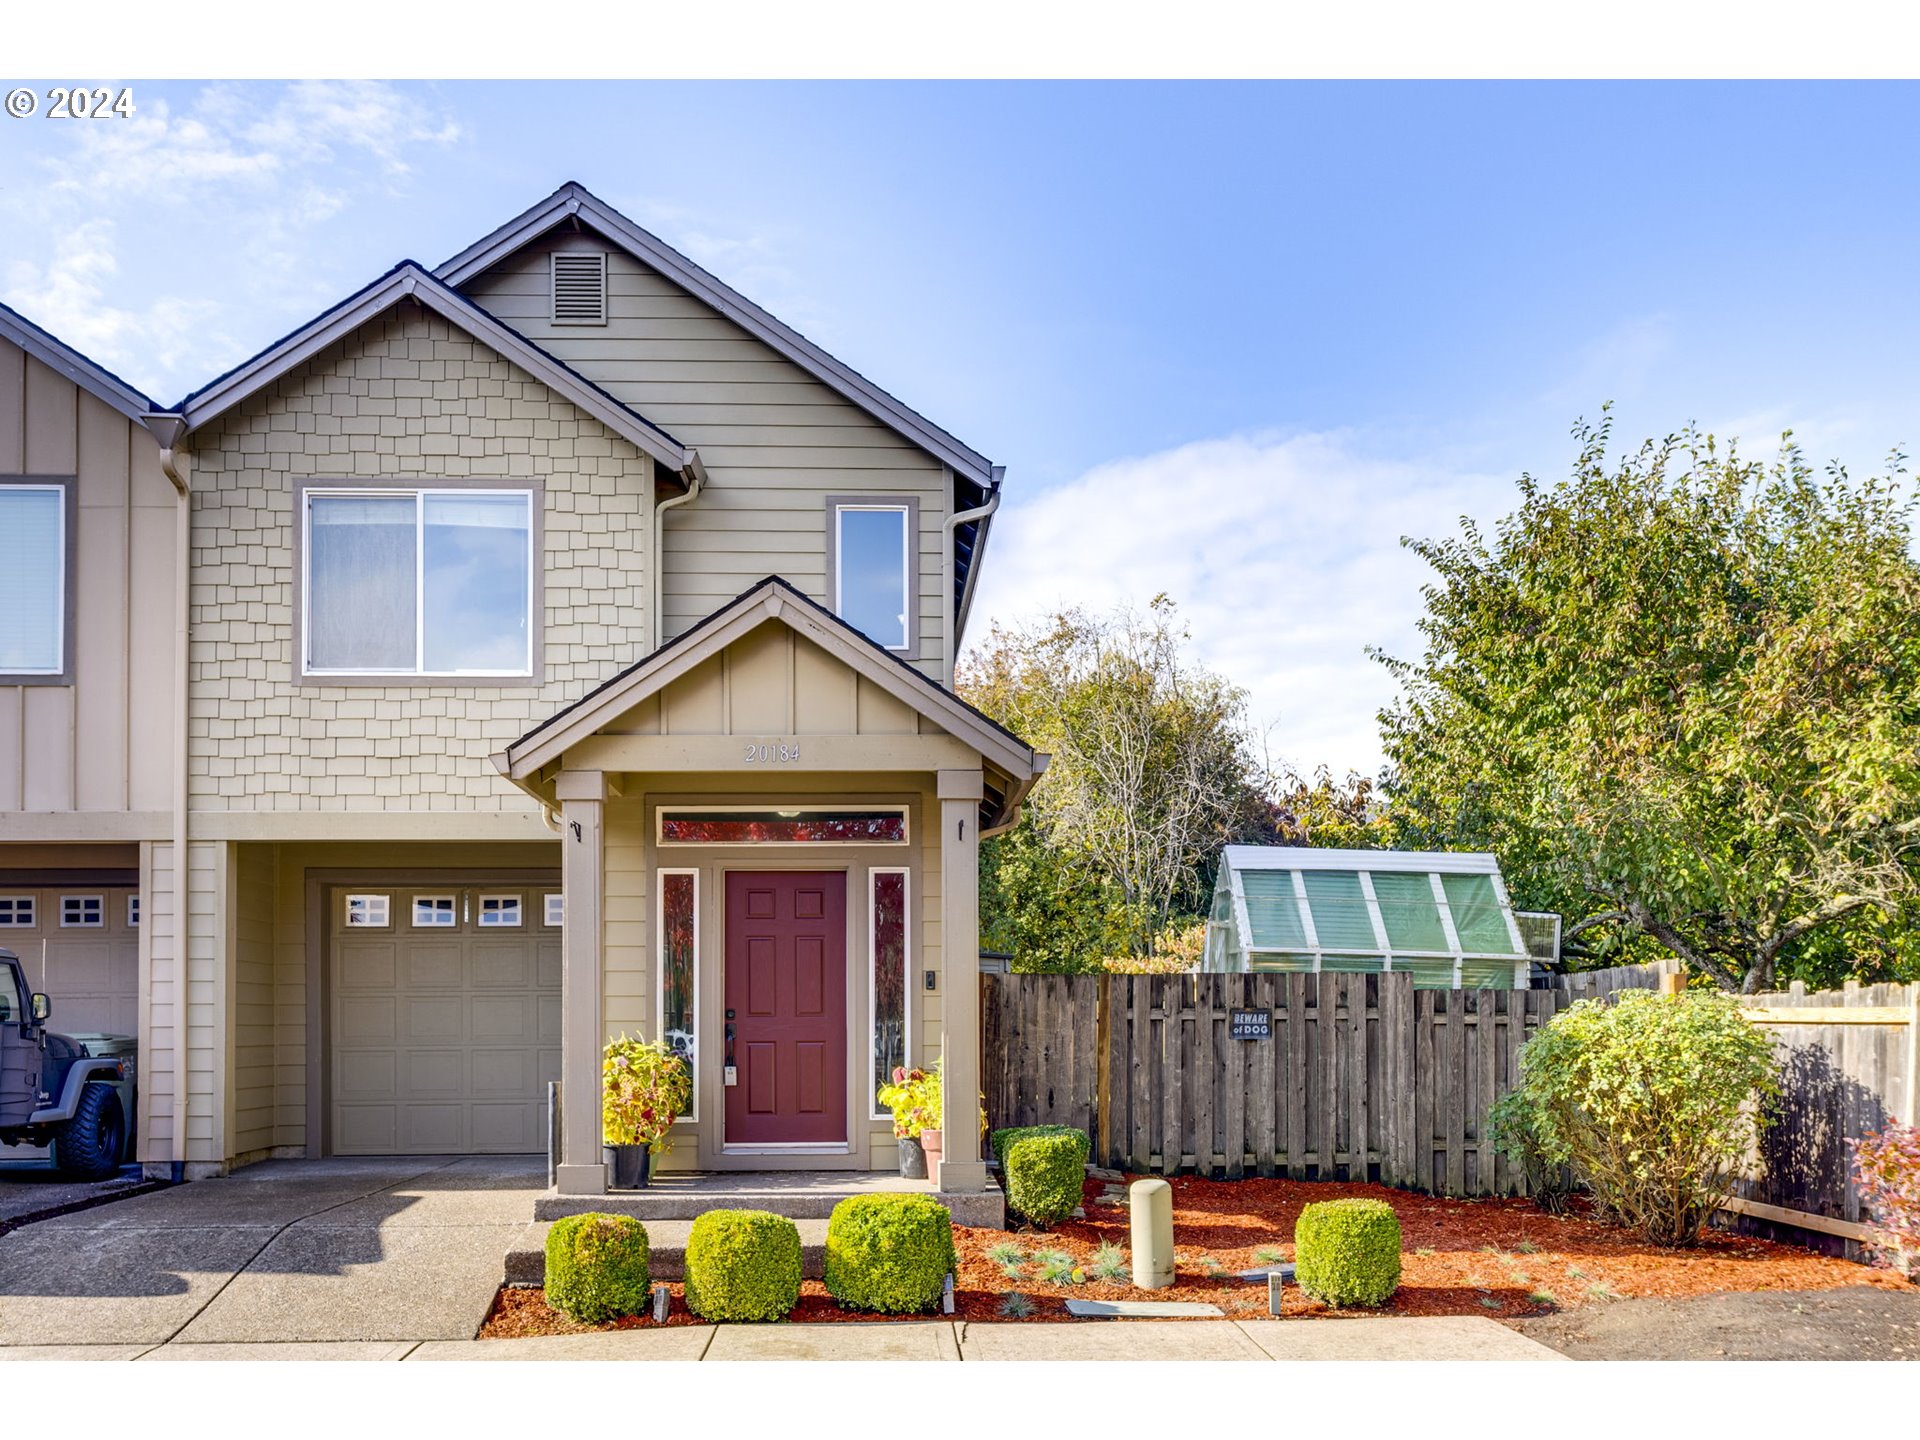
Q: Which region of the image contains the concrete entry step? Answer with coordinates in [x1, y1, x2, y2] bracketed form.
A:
[507, 1218, 832, 1287]
[532, 1171, 1005, 1228]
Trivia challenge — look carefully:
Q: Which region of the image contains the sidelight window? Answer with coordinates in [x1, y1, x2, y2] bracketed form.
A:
[658, 870, 698, 1121]
[869, 869, 909, 1118]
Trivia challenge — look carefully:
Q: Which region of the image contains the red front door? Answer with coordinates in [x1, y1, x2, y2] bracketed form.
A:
[725, 871, 848, 1145]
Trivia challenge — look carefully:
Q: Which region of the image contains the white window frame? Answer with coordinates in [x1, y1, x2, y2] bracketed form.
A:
[0, 895, 36, 928]
[657, 868, 700, 1123]
[127, 895, 140, 928]
[655, 805, 911, 847]
[60, 895, 104, 929]
[477, 894, 523, 928]
[868, 866, 911, 1120]
[830, 499, 913, 653]
[543, 892, 564, 928]
[412, 895, 458, 928]
[0, 481, 69, 679]
[299, 486, 536, 679]
[344, 893, 391, 929]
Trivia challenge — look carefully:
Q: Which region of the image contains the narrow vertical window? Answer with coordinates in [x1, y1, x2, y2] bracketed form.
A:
[659, 870, 698, 1121]
[830, 499, 912, 651]
[870, 869, 909, 1117]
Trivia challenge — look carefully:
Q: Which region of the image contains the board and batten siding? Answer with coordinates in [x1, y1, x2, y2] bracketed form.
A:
[183, 306, 658, 815]
[0, 337, 175, 822]
[458, 236, 952, 678]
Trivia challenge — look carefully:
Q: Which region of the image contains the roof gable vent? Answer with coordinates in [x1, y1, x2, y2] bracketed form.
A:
[551, 251, 608, 325]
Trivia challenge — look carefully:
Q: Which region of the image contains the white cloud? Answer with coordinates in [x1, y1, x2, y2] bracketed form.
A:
[968, 431, 1512, 777]
[3, 220, 224, 386]
[3, 81, 463, 396]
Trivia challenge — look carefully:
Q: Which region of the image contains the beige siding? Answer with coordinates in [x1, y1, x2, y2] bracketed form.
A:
[231, 843, 276, 1158]
[0, 339, 175, 821]
[459, 237, 950, 676]
[185, 307, 656, 815]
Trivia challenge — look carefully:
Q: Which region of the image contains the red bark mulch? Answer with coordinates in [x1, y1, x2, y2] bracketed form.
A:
[479, 1173, 1915, 1337]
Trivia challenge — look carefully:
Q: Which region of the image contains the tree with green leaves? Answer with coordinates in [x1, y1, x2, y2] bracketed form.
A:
[1380, 413, 1920, 992]
[961, 596, 1269, 969]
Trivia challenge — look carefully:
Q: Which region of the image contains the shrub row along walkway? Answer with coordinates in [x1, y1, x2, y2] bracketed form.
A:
[0, 1314, 1565, 1362]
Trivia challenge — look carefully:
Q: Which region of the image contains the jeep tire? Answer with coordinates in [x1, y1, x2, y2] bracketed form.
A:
[52, 1082, 125, 1181]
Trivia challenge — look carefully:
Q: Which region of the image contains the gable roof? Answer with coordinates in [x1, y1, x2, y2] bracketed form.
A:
[435, 182, 997, 494]
[0, 301, 156, 425]
[163, 261, 690, 473]
[498, 575, 1045, 819]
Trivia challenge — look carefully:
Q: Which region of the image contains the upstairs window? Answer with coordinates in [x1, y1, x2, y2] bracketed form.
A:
[0, 480, 69, 680]
[829, 498, 913, 652]
[302, 487, 535, 678]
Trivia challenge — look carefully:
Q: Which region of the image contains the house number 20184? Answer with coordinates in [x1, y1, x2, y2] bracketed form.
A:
[744, 742, 801, 763]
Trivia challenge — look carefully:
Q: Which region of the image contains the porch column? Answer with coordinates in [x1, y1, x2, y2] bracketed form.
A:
[937, 767, 987, 1192]
[556, 769, 607, 1194]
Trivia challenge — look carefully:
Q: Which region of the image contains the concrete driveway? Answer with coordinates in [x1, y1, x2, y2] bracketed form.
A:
[0, 1156, 539, 1348]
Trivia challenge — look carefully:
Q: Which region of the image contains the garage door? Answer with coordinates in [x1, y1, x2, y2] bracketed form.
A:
[0, 883, 139, 1037]
[331, 884, 561, 1155]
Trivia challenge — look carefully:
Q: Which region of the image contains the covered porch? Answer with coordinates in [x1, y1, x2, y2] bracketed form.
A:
[494, 578, 1044, 1202]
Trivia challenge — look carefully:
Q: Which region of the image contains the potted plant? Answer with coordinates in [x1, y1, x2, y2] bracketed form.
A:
[878, 1064, 942, 1179]
[602, 1034, 692, 1189]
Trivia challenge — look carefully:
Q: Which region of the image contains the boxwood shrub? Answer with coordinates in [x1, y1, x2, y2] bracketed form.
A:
[1293, 1198, 1401, 1308]
[1004, 1128, 1090, 1228]
[824, 1193, 956, 1313]
[544, 1213, 652, 1323]
[990, 1124, 1088, 1171]
[683, 1209, 802, 1322]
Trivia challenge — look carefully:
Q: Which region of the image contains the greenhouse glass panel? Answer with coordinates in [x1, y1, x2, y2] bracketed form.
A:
[1249, 952, 1314, 973]
[1319, 953, 1386, 973]
[1400, 957, 1460, 990]
[1460, 957, 1522, 989]
[1370, 872, 1449, 951]
[1441, 873, 1513, 953]
[1303, 870, 1377, 950]
[1242, 871, 1308, 949]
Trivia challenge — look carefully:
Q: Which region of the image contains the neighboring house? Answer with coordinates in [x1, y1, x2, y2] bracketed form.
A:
[1202, 846, 1554, 988]
[0, 182, 1045, 1198]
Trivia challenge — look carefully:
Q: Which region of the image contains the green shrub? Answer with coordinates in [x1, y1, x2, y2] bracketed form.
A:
[1487, 1089, 1576, 1215]
[823, 1194, 956, 1313]
[1293, 1198, 1401, 1308]
[990, 1124, 1087, 1170]
[683, 1209, 802, 1322]
[544, 1213, 652, 1323]
[1508, 990, 1781, 1246]
[1004, 1129, 1089, 1228]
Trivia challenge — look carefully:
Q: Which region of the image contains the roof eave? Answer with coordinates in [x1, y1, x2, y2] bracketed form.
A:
[0, 302, 156, 425]
[433, 183, 997, 489]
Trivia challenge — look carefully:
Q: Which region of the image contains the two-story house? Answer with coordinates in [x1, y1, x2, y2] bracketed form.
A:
[0, 183, 1044, 1202]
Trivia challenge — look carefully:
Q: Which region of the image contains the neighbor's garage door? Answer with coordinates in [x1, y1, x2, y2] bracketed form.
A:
[0, 884, 139, 1036]
[331, 884, 561, 1155]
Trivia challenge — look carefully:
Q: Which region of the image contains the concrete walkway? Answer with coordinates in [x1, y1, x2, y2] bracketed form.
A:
[0, 1316, 1566, 1361]
[0, 1156, 542, 1348]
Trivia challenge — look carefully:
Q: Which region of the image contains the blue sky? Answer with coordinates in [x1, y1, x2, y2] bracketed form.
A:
[5, 80, 1917, 773]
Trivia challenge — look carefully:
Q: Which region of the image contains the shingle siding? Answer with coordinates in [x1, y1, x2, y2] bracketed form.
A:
[185, 306, 654, 812]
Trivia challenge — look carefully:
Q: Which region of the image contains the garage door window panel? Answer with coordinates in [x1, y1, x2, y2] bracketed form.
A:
[61, 895, 104, 928]
[412, 895, 456, 928]
[479, 895, 523, 927]
[0, 896, 33, 928]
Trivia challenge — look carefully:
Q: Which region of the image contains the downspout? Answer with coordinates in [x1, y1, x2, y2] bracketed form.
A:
[652, 451, 707, 650]
[146, 414, 191, 1185]
[941, 467, 1003, 689]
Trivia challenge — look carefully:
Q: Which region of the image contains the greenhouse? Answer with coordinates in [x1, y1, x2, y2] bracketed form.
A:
[1202, 845, 1551, 989]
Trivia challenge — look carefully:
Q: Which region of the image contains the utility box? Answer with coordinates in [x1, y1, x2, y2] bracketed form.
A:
[1129, 1178, 1175, 1289]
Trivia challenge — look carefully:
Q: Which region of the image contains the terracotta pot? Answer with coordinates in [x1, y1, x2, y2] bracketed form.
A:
[898, 1135, 928, 1179]
[605, 1143, 651, 1190]
[919, 1128, 943, 1178]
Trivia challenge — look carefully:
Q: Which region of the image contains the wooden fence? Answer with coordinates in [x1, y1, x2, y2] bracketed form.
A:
[981, 961, 1918, 1237]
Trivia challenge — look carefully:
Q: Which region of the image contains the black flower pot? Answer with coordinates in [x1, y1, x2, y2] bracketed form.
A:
[898, 1136, 928, 1179]
[606, 1143, 652, 1189]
